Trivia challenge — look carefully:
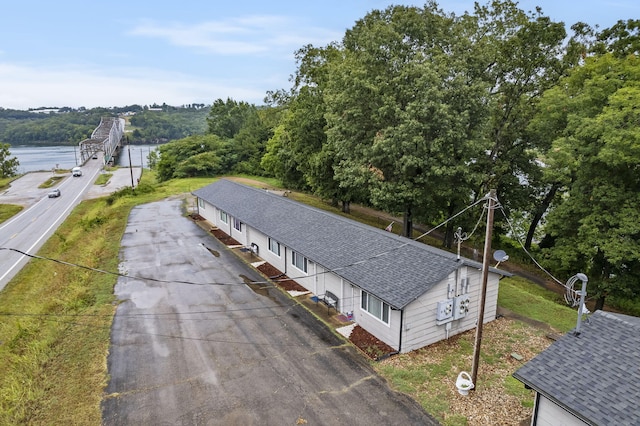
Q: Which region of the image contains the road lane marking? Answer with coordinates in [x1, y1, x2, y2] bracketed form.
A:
[0, 167, 102, 288]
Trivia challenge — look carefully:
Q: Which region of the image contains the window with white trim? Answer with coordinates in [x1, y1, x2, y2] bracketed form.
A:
[361, 290, 390, 324]
[291, 251, 307, 273]
[268, 238, 281, 256]
[198, 198, 205, 209]
[219, 210, 228, 224]
[233, 218, 242, 232]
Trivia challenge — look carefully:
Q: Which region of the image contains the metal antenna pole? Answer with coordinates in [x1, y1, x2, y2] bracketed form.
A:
[471, 189, 496, 389]
[454, 226, 468, 261]
[574, 274, 588, 335]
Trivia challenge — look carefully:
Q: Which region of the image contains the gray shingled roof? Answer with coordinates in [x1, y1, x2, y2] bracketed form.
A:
[513, 310, 640, 425]
[193, 179, 508, 309]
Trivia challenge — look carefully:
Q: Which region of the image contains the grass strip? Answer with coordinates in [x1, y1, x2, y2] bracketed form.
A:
[0, 172, 213, 424]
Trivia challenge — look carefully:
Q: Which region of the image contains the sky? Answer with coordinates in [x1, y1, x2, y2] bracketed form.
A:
[1, 1, 638, 110]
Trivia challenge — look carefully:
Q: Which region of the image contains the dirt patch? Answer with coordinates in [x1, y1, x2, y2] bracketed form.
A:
[349, 325, 396, 360]
[209, 228, 242, 246]
[254, 262, 308, 293]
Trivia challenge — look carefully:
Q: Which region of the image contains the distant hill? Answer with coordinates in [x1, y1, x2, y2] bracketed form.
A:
[0, 104, 209, 146]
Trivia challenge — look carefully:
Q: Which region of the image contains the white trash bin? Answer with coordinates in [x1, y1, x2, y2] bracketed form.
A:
[456, 371, 474, 395]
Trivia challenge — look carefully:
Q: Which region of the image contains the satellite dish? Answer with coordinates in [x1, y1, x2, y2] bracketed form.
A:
[493, 250, 509, 262]
[493, 250, 509, 267]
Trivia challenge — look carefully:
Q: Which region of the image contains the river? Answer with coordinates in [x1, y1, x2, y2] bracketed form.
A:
[8, 144, 161, 173]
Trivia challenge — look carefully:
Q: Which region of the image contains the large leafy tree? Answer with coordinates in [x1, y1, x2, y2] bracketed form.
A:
[206, 98, 272, 175]
[324, 4, 491, 239]
[262, 44, 343, 202]
[155, 134, 226, 181]
[540, 53, 640, 310]
[0, 143, 19, 177]
[207, 98, 255, 139]
[466, 1, 568, 240]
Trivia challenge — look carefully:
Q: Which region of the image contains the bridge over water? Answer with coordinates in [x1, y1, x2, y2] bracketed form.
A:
[78, 117, 125, 165]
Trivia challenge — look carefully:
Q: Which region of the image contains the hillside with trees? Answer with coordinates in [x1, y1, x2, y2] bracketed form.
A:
[0, 104, 208, 146]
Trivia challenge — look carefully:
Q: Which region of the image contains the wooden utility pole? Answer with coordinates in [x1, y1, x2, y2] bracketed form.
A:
[128, 143, 134, 190]
[471, 189, 496, 389]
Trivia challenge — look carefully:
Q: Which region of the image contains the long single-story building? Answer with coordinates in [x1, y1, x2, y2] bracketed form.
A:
[192, 179, 509, 353]
[513, 310, 640, 425]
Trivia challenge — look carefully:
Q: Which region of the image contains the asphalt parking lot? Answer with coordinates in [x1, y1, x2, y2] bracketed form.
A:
[101, 198, 439, 425]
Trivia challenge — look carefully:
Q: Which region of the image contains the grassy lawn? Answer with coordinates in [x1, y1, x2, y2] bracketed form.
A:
[0, 172, 628, 425]
[0, 172, 213, 424]
[37, 172, 67, 189]
[0, 176, 14, 192]
[376, 276, 578, 425]
[0, 204, 23, 224]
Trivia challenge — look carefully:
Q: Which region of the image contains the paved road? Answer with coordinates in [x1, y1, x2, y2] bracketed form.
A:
[102, 199, 438, 425]
[0, 161, 141, 290]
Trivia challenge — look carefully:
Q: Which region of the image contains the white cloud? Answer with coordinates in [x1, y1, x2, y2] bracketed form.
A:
[0, 63, 267, 109]
[128, 15, 341, 55]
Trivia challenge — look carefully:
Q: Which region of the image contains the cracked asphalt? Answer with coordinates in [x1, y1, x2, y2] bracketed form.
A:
[101, 198, 439, 425]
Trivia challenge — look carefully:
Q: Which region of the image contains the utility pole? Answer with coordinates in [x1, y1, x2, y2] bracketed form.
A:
[128, 143, 134, 190]
[471, 189, 496, 389]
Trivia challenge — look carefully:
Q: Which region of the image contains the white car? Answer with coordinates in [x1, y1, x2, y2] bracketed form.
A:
[48, 189, 61, 198]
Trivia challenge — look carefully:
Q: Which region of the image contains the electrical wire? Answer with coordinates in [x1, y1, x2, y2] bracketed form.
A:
[495, 203, 566, 287]
[1, 190, 571, 320]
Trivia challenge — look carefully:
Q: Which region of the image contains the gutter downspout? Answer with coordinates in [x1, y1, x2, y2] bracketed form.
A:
[284, 247, 288, 275]
[398, 309, 404, 354]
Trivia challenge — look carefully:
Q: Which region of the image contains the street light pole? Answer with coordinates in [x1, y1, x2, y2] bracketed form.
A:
[471, 189, 496, 389]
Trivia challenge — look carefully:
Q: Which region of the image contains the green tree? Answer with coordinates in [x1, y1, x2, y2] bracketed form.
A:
[541, 53, 640, 310]
[262, 45, 336, 191]
[0, 143, 19, 177]
[155, 134, 226, 181]
[466, 1, 568, 243]
[207, 98, 255, 139]
[325, 4, 489, 237]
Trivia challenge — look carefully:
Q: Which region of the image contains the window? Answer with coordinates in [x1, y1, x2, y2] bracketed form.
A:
[291, 251, 308, 273]
[219, 210, 228, 224]
[268, 238, 280, 256]
[233, 218, 242, 232]
[361, 291, 390, 324]
[198, 198, 205, 209]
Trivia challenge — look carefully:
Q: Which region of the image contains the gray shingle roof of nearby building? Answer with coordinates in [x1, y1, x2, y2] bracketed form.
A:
[513, 310, 640, 426]
[193, 179, 509, 309]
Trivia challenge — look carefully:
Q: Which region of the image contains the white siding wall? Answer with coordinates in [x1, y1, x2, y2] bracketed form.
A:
[261, 236, 287, 273]
[401, 266, 501, 353]
[229, 217, 246, 246]
[402, 275, 455, 353]
[352, 284, 402, 351]
[534, 395, 588, 426]
[287, 251, 313, 289]
[198, 202, 231, 236]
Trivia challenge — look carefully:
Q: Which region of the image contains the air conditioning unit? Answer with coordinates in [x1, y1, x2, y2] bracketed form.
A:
[436, 299, 454, 322]
[453, 294, 471, 320]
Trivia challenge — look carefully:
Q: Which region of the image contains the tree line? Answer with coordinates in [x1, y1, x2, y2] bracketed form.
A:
[0, 104, 208, 146]
[155, 1, 640, 311]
